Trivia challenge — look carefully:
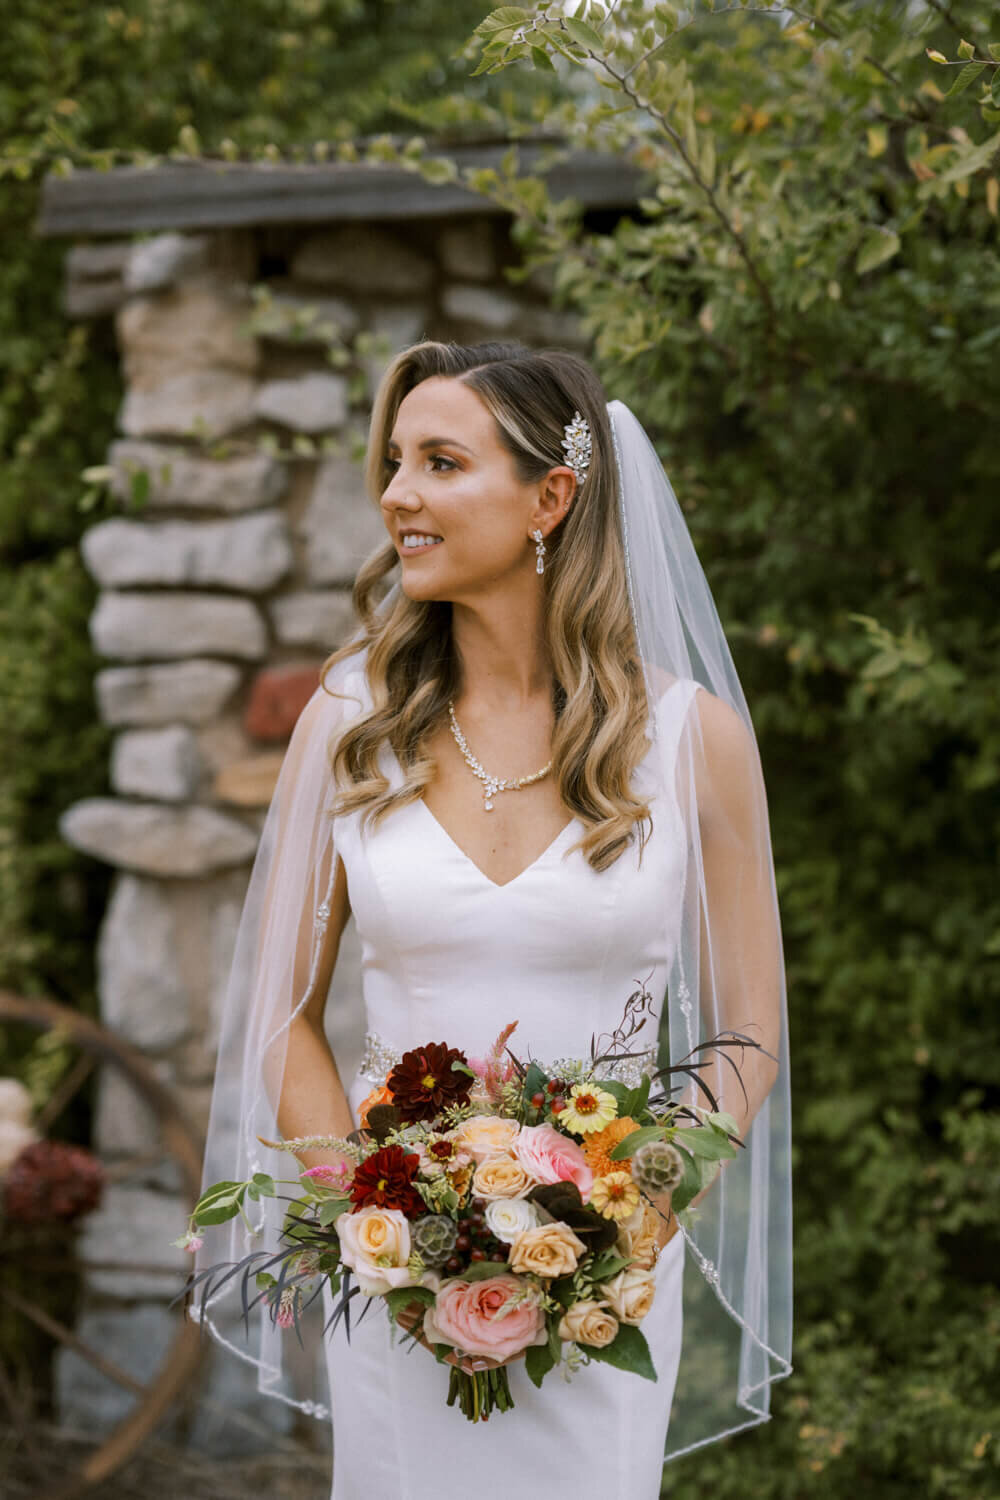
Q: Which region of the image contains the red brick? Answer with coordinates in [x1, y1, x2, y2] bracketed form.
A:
[243, 665, 320, 742]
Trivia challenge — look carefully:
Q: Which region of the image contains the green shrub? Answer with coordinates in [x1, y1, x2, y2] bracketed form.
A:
[395, 3, 999, 1493]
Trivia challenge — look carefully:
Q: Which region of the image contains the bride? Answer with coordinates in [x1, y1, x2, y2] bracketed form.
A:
[193, 340, 793, 1498]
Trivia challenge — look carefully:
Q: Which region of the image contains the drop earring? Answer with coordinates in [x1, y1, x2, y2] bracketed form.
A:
[532, 528, 546, 575]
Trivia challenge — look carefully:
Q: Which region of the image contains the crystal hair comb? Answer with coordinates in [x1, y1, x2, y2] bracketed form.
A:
[561, 410, 592, 484]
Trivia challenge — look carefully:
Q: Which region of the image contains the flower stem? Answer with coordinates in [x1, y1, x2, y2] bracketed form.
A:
[446, 1366, 515, 1421]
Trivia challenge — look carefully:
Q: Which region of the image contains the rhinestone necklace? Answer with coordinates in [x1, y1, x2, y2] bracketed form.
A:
[447, 700, 552, 812]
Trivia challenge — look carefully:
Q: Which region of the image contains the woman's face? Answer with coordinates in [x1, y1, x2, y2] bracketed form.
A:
[380, 375, 550, 605]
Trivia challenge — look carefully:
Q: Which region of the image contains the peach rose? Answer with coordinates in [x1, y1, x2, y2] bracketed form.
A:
[453, 1114, 521, 1164]
[600, 1266, 656, 1325]
[423, 1274, 548, 1362]
[508, 1221, 587, 1278]
[338, 1206, 431, 1296]
[513, 1123, 594, 1200]
[616, 1199, 662, 1270]
[471, 1154, 536, 1201]
[557, 1299, 619, 1348]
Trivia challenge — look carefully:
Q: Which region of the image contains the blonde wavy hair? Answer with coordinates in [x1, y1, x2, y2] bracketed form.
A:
[321, 339, 654, 873]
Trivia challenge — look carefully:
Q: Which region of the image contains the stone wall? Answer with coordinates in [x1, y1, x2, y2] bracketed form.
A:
[56, 215, 585, 1448]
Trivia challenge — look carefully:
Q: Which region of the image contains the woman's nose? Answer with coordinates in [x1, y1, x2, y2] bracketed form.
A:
[381, 470, 420, 512]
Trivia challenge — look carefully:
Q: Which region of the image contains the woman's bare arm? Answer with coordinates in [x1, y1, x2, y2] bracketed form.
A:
[275, 849, 356, 1172]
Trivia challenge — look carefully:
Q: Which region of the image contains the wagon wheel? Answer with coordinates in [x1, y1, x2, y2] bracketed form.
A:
[0, 991, 205, 1500]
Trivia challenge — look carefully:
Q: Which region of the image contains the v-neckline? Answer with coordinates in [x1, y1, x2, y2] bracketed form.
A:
[414, 797, 578, 891]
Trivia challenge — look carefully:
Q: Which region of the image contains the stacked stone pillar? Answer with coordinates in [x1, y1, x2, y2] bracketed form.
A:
[55, 216, 584, 1446]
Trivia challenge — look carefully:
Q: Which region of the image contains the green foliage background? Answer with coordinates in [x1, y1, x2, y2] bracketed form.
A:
[404, 3, 998, 1494]
[2, 0, 998, 1495]
[0, 0, 523, 1006]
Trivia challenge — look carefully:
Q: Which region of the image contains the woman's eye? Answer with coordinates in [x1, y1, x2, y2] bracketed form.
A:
[429, 454, 457, 472]
[384, 457, 400, 473]
[383, 454, 456, 473]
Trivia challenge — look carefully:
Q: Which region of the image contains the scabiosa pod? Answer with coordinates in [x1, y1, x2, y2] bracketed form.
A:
[631, 1139, 684, 1197]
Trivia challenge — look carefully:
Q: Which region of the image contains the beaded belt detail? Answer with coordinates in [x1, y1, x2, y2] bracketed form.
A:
[358, 1029, 657, 1090]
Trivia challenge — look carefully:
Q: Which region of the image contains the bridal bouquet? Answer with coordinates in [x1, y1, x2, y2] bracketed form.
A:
[179, 992, 751, 1421]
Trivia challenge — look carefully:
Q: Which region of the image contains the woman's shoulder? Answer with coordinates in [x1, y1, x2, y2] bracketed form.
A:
[641, 664, 754, 781]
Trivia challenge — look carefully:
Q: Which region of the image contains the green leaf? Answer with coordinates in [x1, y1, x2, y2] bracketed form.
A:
[385, 1286, 435, 1323]
[671, 1126, 733, 1160]
[457, 1260, 511, 1282]
[251, 1172, 275, 1196]
[704, 1110, 740, 1136]
[585, 1323, 658, 1381]
[855, 228, 901, 275]
[620, 1073, 652, 1120]
[522, 1061, 547, 1105]
[474, 7, 530, 34]
[192, 1180, 248, 1226]
[525, 1338, 557, 1387]
[588, 1250, 631, 1282]
[669, 1146, 703, 1213]
[609, 1125, 665, 1160]
[318, 1197, 350, 1227]
[946, 60, 987, 98]
[562, 17, 604, 52]
[530, 45, 556, 72]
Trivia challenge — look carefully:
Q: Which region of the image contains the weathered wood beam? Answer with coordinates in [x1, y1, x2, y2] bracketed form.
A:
[36, 143, 646, 238]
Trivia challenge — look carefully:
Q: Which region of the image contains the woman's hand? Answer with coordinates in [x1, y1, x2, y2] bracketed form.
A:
[394, 1299, 523, 1376]
[649, 1188, 678, 1251]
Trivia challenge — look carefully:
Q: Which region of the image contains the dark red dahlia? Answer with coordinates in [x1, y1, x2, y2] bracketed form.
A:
[387, 1042, 474, 1123]
[349, 1144, 424, 1215]
[4, 1140, 105, 1225]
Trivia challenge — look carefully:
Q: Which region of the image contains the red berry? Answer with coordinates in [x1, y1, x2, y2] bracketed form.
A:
[470, 1248, 485, 1262]
[531, 1092, 546, 1108]
[551, 1097, 565, 1114]
[472, 1197, 486, 1212]
[546, 1080, 561, 1095]
[445, 1255, 462, 1273]
[456, 1233, 471, 1252]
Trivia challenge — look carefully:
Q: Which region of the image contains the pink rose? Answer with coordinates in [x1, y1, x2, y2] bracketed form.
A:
[513, 1124, 594, 1201]
[423, 1274, 547, 1362]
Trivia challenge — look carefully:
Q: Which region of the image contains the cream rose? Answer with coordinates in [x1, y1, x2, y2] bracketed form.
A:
[453, 1115, 521, 1164]
[508, 1221, 587, 1278]
[600, 1266, 656, 1325]
[616, 1200, 661, 1270]
[484, 1198, 540, 1245]
[338, 1206, 431, 1296]
[558, 1299, 619, 1348]
[471, 1154, 536, 1201]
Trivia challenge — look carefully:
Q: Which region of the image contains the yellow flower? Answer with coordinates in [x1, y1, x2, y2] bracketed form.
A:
[583, 1116, 638, 1178]
[560, 1084, 618, 1136]
[590, 1171, 641, 1223]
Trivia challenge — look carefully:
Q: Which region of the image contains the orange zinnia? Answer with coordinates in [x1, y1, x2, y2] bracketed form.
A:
[583, 1116, 639, 1179]
[358, 1084, 394, 1127]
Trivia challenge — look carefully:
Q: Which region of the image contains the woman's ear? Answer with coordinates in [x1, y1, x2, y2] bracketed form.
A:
[529, 465, 577, 537]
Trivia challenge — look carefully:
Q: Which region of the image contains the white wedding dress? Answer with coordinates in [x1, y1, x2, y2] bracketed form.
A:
[322, 676, 701, 1500]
